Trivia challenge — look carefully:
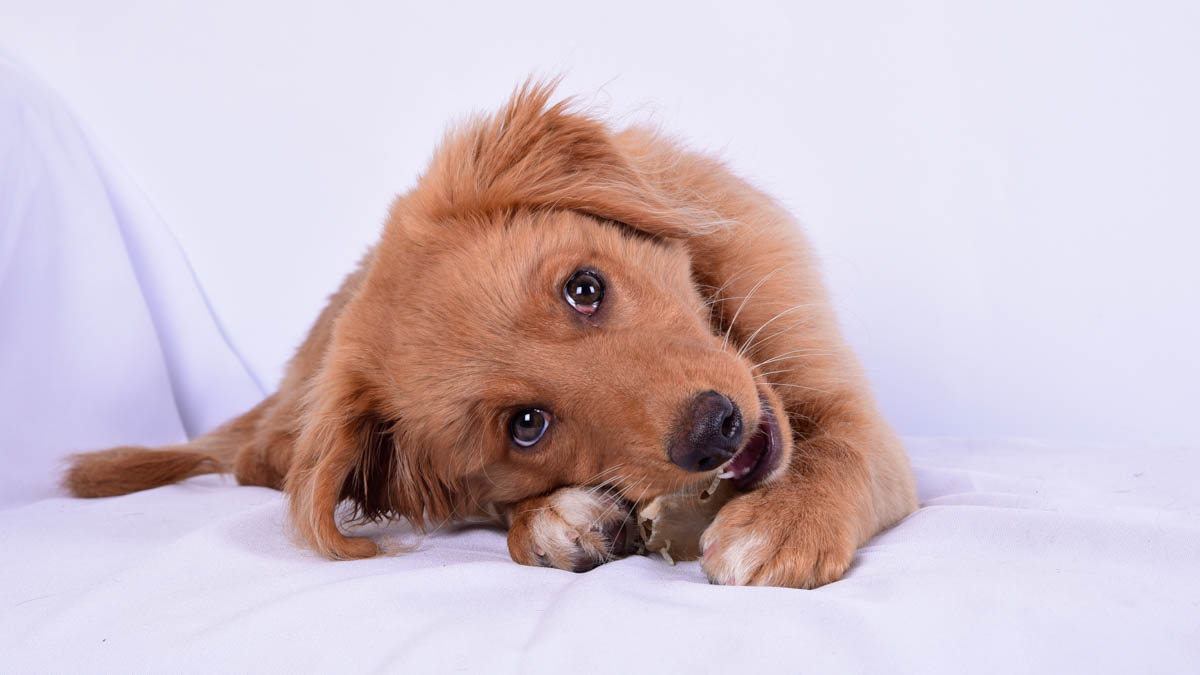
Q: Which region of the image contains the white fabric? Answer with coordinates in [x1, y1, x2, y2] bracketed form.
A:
[2, 49, 1198, 674]
[2, 439, 1196, 673]
[0, 53, 262, 507]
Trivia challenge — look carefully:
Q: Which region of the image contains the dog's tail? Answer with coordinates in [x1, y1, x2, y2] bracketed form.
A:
[63, 401, 266, 498]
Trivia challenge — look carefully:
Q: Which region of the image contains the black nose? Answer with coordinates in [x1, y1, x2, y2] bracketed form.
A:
[668, 390, 743, 472]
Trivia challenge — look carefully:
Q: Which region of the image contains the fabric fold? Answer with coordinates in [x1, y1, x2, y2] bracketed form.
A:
[0, 52, 261, 507]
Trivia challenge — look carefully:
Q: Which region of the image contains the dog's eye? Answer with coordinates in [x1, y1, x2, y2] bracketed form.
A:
[564, 270, 604, 315]
[509, 408, 551, 447]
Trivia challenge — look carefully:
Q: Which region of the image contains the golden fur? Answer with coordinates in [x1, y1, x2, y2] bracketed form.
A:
[65, 83, 917, 588]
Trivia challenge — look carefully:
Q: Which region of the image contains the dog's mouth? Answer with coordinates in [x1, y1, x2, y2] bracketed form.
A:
[716, 394, 784, 491]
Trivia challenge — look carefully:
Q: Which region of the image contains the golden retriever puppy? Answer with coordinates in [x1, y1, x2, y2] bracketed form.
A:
[65, 83, 916, 588]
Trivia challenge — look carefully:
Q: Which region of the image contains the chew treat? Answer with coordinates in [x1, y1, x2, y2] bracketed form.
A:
[637, 475, 738, 564]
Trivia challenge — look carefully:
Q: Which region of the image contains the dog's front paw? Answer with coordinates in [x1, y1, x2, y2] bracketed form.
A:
[699, 487, 856, 588]
[506, 487, 639, 572]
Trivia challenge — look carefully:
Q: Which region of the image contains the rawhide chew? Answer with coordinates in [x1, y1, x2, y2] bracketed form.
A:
[636, 476, 737, 564]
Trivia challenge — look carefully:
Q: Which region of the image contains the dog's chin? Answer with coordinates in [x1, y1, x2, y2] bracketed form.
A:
[716, 390, 787, 492]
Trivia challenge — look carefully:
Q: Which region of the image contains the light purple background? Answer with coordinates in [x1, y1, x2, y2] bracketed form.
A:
[1, 1, 1197, 445]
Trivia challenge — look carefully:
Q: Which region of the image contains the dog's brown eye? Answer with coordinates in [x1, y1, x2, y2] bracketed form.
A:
[564, 270, 604, 315]
[509, 408, 550, 447]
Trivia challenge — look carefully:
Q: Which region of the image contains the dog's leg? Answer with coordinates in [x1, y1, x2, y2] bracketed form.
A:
[503, 487, 639, 572]
[695, 253, 919, 588]
[612, 131, 918, 588]
[698, 414, 909, 587]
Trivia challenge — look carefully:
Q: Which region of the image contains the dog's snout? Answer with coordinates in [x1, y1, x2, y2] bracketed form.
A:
[669, 390, 743, 472]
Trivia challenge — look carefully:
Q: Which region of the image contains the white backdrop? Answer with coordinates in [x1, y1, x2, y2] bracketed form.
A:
[1, 0, 1197, 444]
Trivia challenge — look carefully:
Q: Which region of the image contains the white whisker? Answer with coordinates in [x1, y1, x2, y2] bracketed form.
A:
[752, 349, 835, 369]
[722, 268, 785, 350]
[736, 304, 817, 359]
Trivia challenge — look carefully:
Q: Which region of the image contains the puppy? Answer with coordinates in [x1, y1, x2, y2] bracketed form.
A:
[65, 83, 917, 588]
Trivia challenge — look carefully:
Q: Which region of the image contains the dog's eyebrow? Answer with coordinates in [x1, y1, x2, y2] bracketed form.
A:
[520, 211, 678, 295]
[579, 212, 669, 248]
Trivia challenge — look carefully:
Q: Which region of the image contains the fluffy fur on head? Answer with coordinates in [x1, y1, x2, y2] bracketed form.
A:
[65, 81, 917, 587]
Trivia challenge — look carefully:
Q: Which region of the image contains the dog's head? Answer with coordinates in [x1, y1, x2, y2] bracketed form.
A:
[298, 83, 795, 540]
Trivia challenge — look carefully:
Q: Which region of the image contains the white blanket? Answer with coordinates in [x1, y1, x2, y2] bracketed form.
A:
[2, 438, 1196, 673]
[1, 53, 1197, 674]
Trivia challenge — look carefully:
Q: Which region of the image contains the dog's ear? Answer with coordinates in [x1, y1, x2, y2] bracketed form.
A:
[283, 343, 461, 559]
[283, 357, 384, 559]
[410, 79, 718, 237]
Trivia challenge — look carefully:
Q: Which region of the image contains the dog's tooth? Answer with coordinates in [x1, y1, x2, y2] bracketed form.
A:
[717, 470, 735, 479]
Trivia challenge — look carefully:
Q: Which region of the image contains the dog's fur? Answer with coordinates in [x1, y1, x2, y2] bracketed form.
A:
[65, 83, 917, 588]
